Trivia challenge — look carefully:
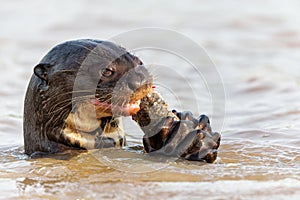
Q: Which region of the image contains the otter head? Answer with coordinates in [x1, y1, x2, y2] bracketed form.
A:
[32, 39, 152, 134]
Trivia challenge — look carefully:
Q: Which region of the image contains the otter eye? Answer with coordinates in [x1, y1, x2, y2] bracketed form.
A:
[100, 67, 115, 77]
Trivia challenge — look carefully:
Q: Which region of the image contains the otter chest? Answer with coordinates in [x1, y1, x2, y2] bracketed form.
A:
[61, 101, 126, 150]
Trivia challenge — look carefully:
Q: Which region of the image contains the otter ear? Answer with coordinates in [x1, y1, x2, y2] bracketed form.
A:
[34, 63, 52, 81]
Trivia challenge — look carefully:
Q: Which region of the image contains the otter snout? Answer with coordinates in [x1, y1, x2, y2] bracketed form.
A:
[127, 65, 152, 91]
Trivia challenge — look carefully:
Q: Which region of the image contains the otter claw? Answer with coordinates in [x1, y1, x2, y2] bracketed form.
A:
[197, 114, 212, 133]
[172, 111, 212, 132]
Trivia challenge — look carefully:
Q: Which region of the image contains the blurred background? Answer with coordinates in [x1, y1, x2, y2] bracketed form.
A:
[1, 0, 300, 199]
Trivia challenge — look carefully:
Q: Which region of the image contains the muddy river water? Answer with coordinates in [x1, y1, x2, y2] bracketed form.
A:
[1, 0, 300, 199]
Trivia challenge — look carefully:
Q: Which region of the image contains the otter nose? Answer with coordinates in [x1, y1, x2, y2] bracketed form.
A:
[128, 66, 149, 91]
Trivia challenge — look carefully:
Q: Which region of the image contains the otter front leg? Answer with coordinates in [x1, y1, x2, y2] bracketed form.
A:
[132, 92, 221, 163]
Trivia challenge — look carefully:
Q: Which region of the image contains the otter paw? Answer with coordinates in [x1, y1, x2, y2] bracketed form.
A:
[182, 130, 221, 163]
[144, 117, 221, 163]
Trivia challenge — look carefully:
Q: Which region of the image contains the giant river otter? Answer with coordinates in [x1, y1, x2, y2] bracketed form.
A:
[24, 39, 220, 163]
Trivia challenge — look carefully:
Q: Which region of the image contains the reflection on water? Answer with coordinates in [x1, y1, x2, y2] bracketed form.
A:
[1, 0, 300, 199]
